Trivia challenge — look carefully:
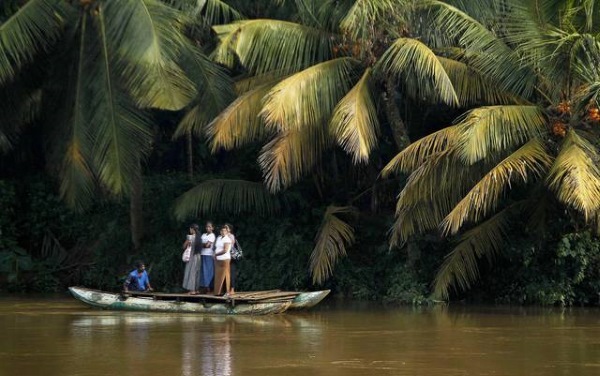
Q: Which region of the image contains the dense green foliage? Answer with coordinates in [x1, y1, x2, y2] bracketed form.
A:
[1, 173, 599, 306]
[2, 0, 600, 306]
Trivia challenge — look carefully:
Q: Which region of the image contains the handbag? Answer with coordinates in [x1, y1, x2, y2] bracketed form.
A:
[230, 240, 243, 260]
[182, 246, 192, 262]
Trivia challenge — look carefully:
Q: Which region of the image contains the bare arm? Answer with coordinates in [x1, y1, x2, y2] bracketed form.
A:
[215, 241, 231, 256]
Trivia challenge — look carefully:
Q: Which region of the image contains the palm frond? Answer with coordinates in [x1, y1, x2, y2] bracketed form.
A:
[259, 126, 329, 192]
[456, 105, 546, 164]
[422, 0, 537, 98]
[0, 82, 42, 153]
[433, 204, 518, 300]
[376, 37, 459, 107]
[89, 8, 154, 195]
[59, 13, 95, 210]
[166, 0, 243, 24]
[390, 196, 454, 247]
[546, 129, 600, 219]
[310, 205, 357, 284]
[196, 0, 243, 24]
[260, 57, 359, 132]
[340, 0, 406, 40]
[0, 0, 68, 84]
[441, 138, 553, 235]
[173, 179, 280, 220]
[330, 67, 379, 163]
[173, 46, 235, 139]
[204, 82, 276, 153]
[390, 149, 485, 245]
[233, 70, 289, 94]
[436, 56, 515, 105]
[381, 126, 459, 177]
[212, 19, 334, 74]
[104, 0, 197, 110]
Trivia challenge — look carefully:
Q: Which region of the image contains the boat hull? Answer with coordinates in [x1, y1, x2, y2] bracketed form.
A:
[69, 287, 291, 315]
[289, 290, 330, 310]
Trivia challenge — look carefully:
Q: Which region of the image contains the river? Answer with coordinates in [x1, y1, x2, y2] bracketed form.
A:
[1, 296, 599, 376]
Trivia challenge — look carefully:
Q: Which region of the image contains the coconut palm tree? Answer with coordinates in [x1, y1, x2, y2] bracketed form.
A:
[175, 0, 513, 284]
[382, 0, 600, 299]
[0, 0, 232, 248]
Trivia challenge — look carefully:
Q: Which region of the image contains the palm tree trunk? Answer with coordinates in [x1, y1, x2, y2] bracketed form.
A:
[130, 164, 144, 251]
[385, 81, 419, 263]
[186, 131, 193, 180]
[384, 80, 410, 150]
[406, 240, 421, 268]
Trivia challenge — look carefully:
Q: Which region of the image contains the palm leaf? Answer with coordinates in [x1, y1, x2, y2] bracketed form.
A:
[173, 179, 280, 220]
[376, 37, 459, 107]
[59, 12, 96, 210]
[390, 149, 485, 245]
[456, 105, 547, 164]
[310, 205, 357, 284]
[233, 70, 290, 94]
[381, 126, 459, 177]
[192, 0, 243, 24]
[0, 0, 68, 84]
[104, 0, 197, 110]
[89, 7, 154, 195]
[204, 82, 276, 152]
[441, 138, 553, 235]
[330, 67, 379, 163]
[436, 56, 515, 106]
[422, 0, 536, 98]
[0, 82, 42, 153]
[546, 129, 600, 219]
[340, 0, 405, 40]
[260, 57, 359, 132]
[259, 126, 329, 192]
[212, 19, 334, 74]
[433, 204, 518, 300]
[172, 46, 235, 138]
[390, 196, 455, 247]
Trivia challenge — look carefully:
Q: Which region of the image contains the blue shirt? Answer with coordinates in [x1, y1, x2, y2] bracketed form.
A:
[124, 270, 150, 291]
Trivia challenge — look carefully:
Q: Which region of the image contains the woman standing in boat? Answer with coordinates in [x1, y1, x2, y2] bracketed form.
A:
[198, 221, 216, 294]
[182, 223, 201, 294]
[213, 224, 233, 296]
[228, 224, 237, 295]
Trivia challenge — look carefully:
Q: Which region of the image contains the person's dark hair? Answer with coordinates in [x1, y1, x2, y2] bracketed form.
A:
[205, 221, 213, 227]
[190, 223, 199, 231]
[135, 260, 145, 269]
[223, 223, 233, 232]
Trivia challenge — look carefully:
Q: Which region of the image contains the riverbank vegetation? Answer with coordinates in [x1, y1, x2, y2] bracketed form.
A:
[1, 0, 600, 305]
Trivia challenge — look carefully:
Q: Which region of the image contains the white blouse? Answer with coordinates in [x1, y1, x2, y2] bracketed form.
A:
[215, 235, 232, 261]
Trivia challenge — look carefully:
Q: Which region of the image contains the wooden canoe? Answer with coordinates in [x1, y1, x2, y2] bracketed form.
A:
[68, 287, 329, 315]
[288, 290, 330, 310]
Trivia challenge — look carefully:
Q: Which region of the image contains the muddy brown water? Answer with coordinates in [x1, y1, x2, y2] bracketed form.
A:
[1, 296, 599, 376]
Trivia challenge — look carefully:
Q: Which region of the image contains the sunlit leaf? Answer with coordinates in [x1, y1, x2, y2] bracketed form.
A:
[433, 204, 519, 300]
[174, 179, 280, 220]
[260, 57, 359, 132]
[381, 126, 459, 177]
[377, 37, 459, 106]
[441, 138, 553, 235]
[213, 19, 334, 74]
[546, 129, 600, 219]
[330, 68, 380, 163]
[310, 206, 357, 284]
[456, 105, 546, 164]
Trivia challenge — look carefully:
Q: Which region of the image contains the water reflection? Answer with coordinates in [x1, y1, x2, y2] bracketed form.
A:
[1, 299, 599, 376]
[183, 318, 232, 376]
[68, 314, 319, 376]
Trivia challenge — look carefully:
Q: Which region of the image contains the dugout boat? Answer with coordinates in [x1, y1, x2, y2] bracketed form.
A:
[68, 287, 329, 315]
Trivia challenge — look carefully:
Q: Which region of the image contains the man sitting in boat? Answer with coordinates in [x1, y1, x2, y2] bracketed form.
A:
[123, 261, 153, 292]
